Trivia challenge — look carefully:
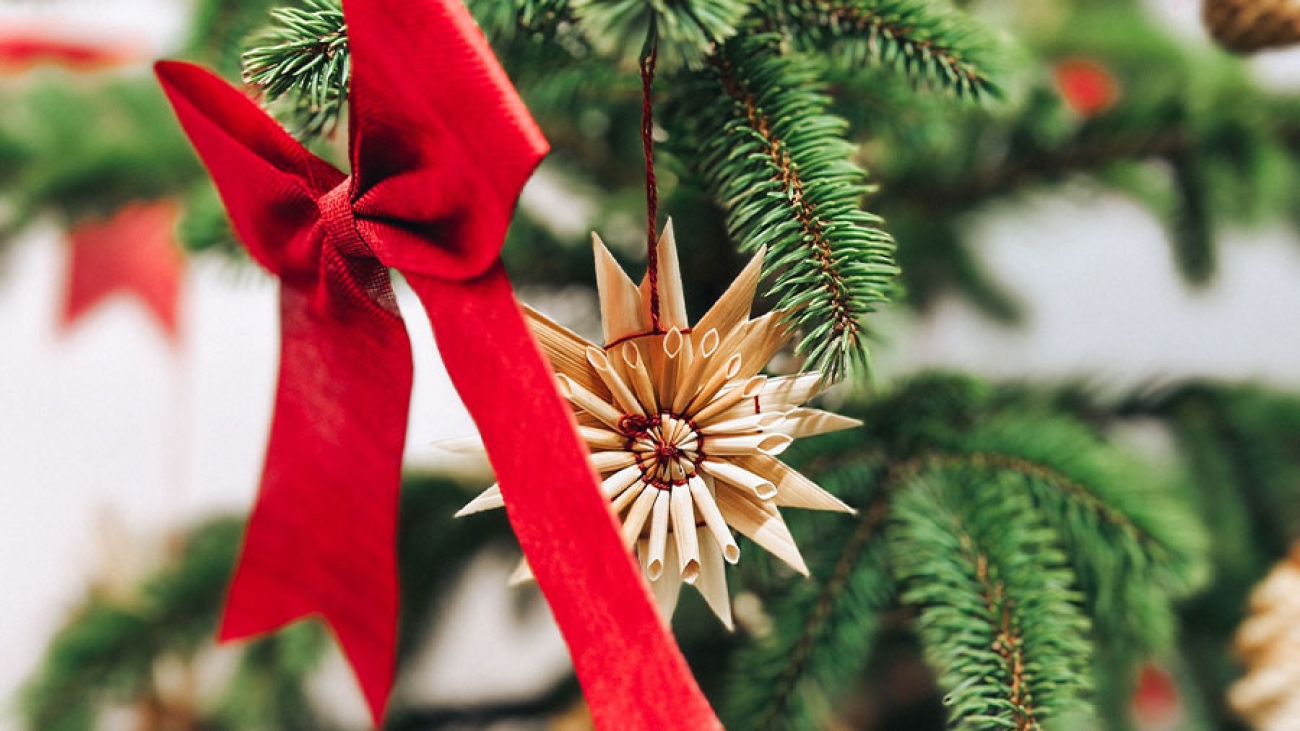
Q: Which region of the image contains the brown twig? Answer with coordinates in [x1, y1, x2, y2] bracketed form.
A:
[713, 54, 861, 343]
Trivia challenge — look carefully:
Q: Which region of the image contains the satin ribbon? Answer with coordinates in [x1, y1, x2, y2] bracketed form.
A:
[156, 0, 722, 728]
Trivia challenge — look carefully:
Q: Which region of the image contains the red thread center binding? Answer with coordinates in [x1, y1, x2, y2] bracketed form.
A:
[618, 413, 660, 436]
[620, 410, 702, 490]
[318, 180, 374, 260]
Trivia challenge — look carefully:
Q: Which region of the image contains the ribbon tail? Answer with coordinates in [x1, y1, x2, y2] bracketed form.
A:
[220, 246, 413, 723]
[407, 265, 723, 731]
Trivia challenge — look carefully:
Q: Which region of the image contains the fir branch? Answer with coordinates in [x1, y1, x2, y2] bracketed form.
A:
[892, 215, 1025, 323]
[242, 0, 349, 139]
[185, 0, 287, 77]
[176, 183, 239, 257]
[20, 519, 246, 730]
[516, 55, 641, 115]
[896, 452, 1182, 581]
[881, 96, 1300, 298]
[466, 0, 575, 42]
[239, 0, 582, 139]
[726, 375, 1212, 729]
[0, 80, 204, 239]
[215, 624, 335, 731]
[20, 604, 149, 731]
[886, 420, 1208, 659]
[906, 127, 1195, 213]
[464, 0, 593, 78]
[1152, 384, 1300, 556]
[386, 676, 582, 730]
[1120, 382, 1300, 729]
[890, 468, 1093, 730]
[572, 0, 749, 69]
[1168, 152, 1215, 285]
[958, 419, 1210, 638]
[765, 0, 999, 98]
[846, 376, 1210, 619]
[678, 34, 898, 379]
[18, 477, 502, 730]
[722, 459, 893, 730]
[395, 474, 518, 663]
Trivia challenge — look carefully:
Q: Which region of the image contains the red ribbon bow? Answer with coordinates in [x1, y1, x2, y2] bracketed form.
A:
[156, 0, 722, 728]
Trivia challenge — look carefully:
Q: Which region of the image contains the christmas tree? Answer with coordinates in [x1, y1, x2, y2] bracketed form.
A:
[7, 0, 1300, 729]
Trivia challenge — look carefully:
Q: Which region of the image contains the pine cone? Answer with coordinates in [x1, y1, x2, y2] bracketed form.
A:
[1204, 0, 1300, 53]
[1229, 546, 1300, 730]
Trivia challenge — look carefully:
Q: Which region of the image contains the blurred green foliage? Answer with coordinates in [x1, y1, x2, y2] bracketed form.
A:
[9, 0, 1300, 728]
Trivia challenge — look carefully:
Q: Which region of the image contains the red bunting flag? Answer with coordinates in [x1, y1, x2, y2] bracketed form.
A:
[1132, 662, 1182, 730]
[0, 32, 134, 72]
[60, 200, 185, 343]
[155, 0, 722, 728]
[1053, 57, 1120, 118]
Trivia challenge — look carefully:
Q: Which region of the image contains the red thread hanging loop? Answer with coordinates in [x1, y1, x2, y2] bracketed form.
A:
[640, 26, 662, 333]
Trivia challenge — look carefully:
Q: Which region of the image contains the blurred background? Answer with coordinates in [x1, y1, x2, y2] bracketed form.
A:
[3, 0, 1300, 729]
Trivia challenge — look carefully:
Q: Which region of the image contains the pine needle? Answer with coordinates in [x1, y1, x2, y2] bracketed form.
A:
[765, 0, 1001, 99]
[677, 34, 898, 380]
[890, 468, 1093, 730]
[572, 0, 750, 69]
[241, 0, 349, 139]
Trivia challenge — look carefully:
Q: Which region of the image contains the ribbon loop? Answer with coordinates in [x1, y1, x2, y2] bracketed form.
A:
[156, 61, 343, 277]
[344, 0, 547, 282]
[352, 179, 489, 281]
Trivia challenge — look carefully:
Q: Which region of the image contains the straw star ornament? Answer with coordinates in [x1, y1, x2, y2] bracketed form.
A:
[457, 221, 860, 627]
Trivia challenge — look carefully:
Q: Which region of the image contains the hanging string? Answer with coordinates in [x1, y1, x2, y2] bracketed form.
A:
[640, 21, 662, 333]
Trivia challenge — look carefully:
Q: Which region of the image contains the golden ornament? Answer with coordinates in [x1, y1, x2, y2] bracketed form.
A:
[1229, 544, 1300, 730]
[456, 221, 859, 628]
[1204, 0, 1300, 53]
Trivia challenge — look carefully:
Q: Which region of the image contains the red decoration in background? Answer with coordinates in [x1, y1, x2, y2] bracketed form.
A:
[155, 0, 721, 728]
[0, 32, 134, 72]
[1132, 662, 1183, 730]
[1053, 57, 1120, 117]
[60, 201, 185, 343]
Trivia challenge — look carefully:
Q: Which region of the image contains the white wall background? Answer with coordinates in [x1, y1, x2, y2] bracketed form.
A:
[1, 0, 1299, 728]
